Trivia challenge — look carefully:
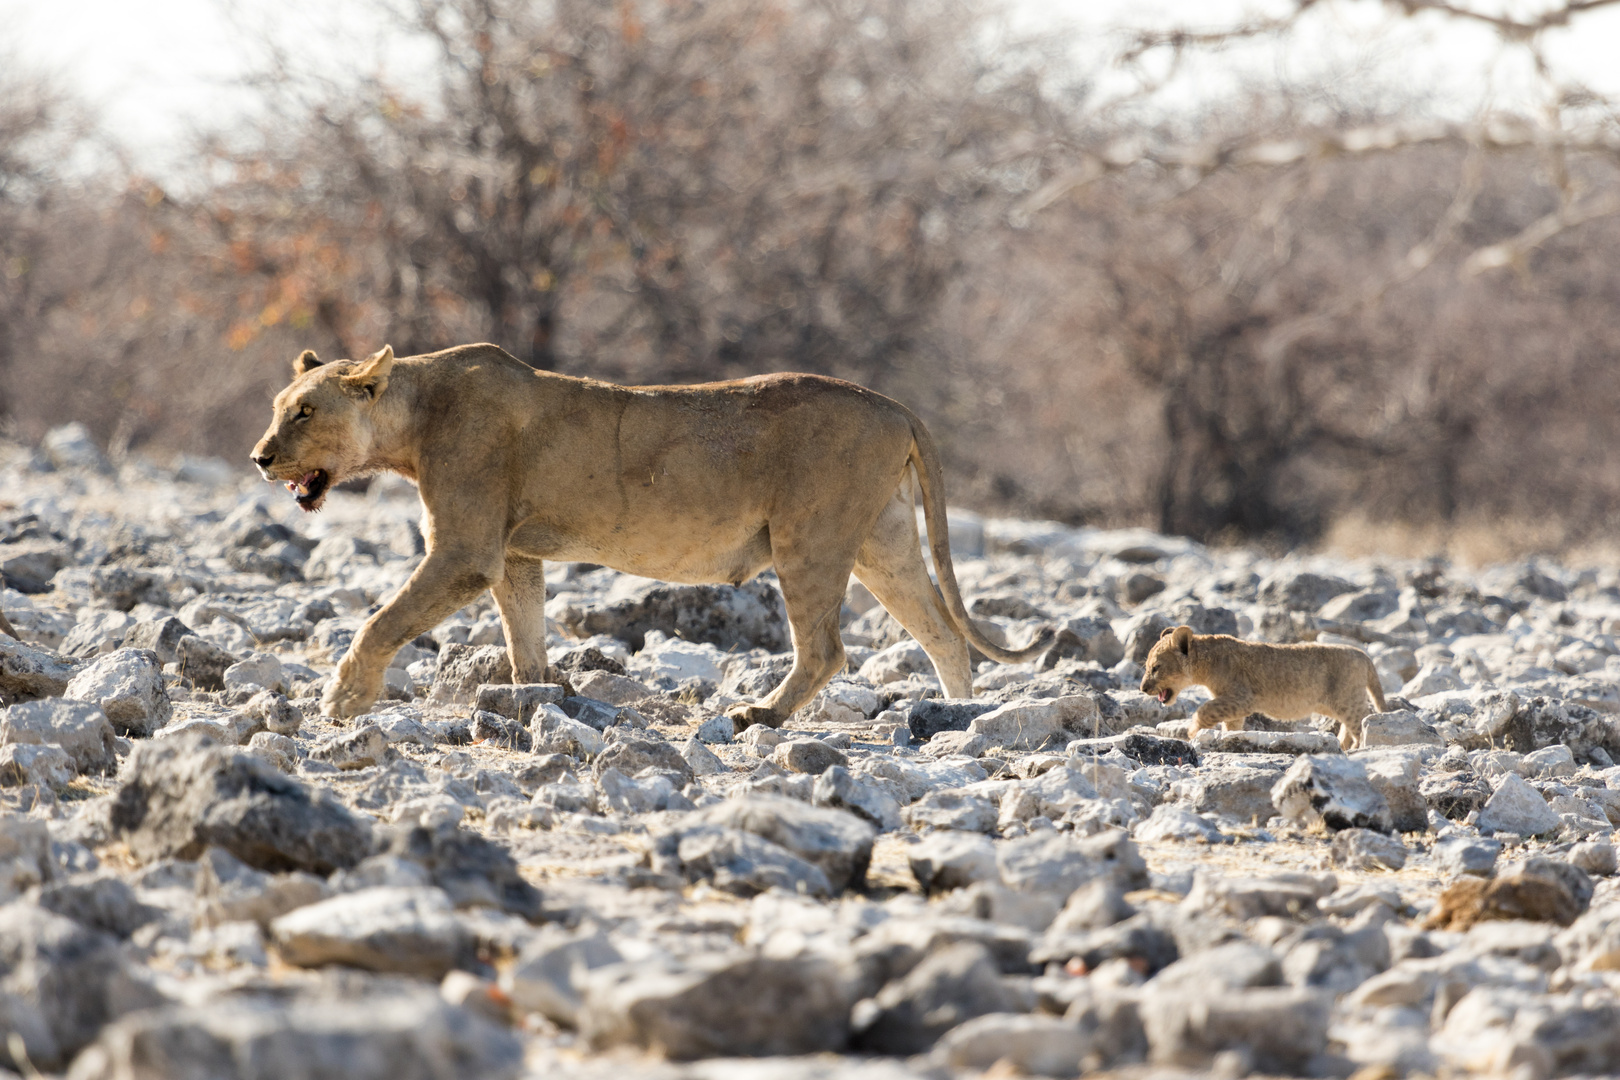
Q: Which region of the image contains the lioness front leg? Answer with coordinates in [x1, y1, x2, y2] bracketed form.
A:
[324, 546, 504, 719]
[1189, 692, 1253, 737]
[492, 553, 549, 683]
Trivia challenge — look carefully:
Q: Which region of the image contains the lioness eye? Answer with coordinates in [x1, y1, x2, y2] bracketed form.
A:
[297, 405, 313, 419]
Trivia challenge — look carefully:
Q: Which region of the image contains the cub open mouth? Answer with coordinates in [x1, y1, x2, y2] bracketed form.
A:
[1157, 689, 1172, 704]
[286, 469, 330, 511]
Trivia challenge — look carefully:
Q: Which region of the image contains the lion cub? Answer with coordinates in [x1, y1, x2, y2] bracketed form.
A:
[1139, 625, 1387, 750]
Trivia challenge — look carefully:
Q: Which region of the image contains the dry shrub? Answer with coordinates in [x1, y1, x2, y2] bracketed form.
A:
[2, 4, 1620, 555]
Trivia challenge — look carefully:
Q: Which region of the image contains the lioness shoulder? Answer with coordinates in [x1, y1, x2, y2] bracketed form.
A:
[1139, 625, 1387, 749]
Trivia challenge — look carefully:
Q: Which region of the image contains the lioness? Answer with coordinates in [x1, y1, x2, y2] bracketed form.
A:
[251, 343, 1049, 728]
[1139, 625, 1387, 750]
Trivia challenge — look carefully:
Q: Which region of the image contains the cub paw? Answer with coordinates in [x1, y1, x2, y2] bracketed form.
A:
[727, 702, 783, 736]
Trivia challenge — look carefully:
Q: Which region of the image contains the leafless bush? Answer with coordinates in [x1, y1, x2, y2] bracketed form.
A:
[4, 0, 1620, 556]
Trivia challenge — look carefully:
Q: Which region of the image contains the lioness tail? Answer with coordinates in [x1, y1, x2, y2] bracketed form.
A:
[903, 412, 1053, 665]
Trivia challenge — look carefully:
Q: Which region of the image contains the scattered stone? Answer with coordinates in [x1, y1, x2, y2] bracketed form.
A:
[812, 765, 902, 831]
[61, 647, 171, 736]
[1433, 835, 1503, 878]
[469, 709, 531, 751]
[428, 644, 512, 705]
[121, 616, 193, 664]
[309, 723, 392, 770]
[569, 669, 656, 705]
[1568, 840, 1617, 877]
[109, 734, 373, 874]
[70, 982, 523, 1080]
[223, 651, 286, 694]
[1272, 754, 1393, 833]
[1331, 827, 1408, 870]
[0, 636, 82, 701]
[196, 846, 328, 927]
[502, 929, 623, 1026]
[934, 1012, 1091, 1077]
[908, 831, 999, 894]
[998, 829, 1148, 897]
[0, 742, 74, 789]
[1134, 804, 1225, 844]
[772, 737, 848, 775]
[581, 952, 850, 1058]
[851, 942, 1022, 1054]
[1194, 729, 1341, 755]
[903, 790, 998, 834]
[1362, 709, 1443, 746]
[679, 735, 727, 777]
[559, 577, 789, 653]
[1139, 986, 1332, 1073]
[370, 823, 543, 920]
[694, 713, 733, 744]
[592, 730, 694, 786]
[474, 682, 564, 723]
[175, 634, 237, 690]
[682, 794, 875, 893]
[270, 886, 476, 978]
[970, 696, 1099, 749]
[1477, 772, 1560, 837]
[0, 698, 117, 774]
[907, 698, 999, 742]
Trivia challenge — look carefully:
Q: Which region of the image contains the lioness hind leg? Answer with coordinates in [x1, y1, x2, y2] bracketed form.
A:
[851, 491, 972, 699]
[492, 554, 549, 683]
[728, 587, 847, 733]
[727, 542, 857, 732]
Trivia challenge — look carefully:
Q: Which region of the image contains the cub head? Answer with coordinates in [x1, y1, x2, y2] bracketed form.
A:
[249, 345, 394, 512]
[1139, 625, 1195, 705]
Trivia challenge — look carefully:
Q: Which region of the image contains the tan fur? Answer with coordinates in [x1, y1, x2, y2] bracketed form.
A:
[251, 343, 1049, 727]
[1139, 625, 1388, 750]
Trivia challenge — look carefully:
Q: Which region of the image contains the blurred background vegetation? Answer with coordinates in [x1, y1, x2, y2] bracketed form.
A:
[3, 0, 1620, 556]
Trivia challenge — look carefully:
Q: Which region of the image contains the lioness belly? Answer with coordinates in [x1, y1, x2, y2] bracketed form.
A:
[507, 517, 773, 585]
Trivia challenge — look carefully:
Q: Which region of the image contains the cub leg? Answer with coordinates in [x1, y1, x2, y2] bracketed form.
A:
[325, 545, 503, 719]
[1190, 690, 1254, 736]
[852, 488, 972, 699]
[1335, 702, 1373, 751]
[492, 553, 550, 683]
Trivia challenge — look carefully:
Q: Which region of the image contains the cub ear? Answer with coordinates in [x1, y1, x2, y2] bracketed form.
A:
[1170, 625, 1193, 655]
[293, 349, 324, 376]
[340, 344, 394, 401]
[1158, 626, 1176, 640]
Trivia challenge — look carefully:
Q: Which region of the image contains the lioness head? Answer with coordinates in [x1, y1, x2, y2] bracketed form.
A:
[249, 345, 394, 512]
[1139, 625, 1195, 704]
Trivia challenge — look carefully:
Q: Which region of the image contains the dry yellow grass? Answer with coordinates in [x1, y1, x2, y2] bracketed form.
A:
[1320, 512, 1620, 569]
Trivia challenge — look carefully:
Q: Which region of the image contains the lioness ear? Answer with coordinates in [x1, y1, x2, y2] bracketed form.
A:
[1170, 625, 1192, 655]
[340, 345, 394, 401]
[294, 349, 324, 376]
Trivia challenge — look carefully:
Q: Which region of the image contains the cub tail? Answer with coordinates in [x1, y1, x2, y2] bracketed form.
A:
[1366, 656, 1388, 713]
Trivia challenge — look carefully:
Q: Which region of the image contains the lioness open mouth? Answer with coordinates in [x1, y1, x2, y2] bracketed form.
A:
[286, 469, 330, 511]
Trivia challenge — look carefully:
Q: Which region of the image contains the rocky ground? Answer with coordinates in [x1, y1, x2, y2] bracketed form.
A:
[1, 423, 1619, 1079]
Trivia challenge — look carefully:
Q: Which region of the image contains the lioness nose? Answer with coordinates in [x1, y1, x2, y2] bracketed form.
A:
[252, 452, 275, 468]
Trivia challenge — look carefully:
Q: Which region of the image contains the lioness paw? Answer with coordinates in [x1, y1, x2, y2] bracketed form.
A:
[322, 674, 381, 720]
[727, 703, 784, 735]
